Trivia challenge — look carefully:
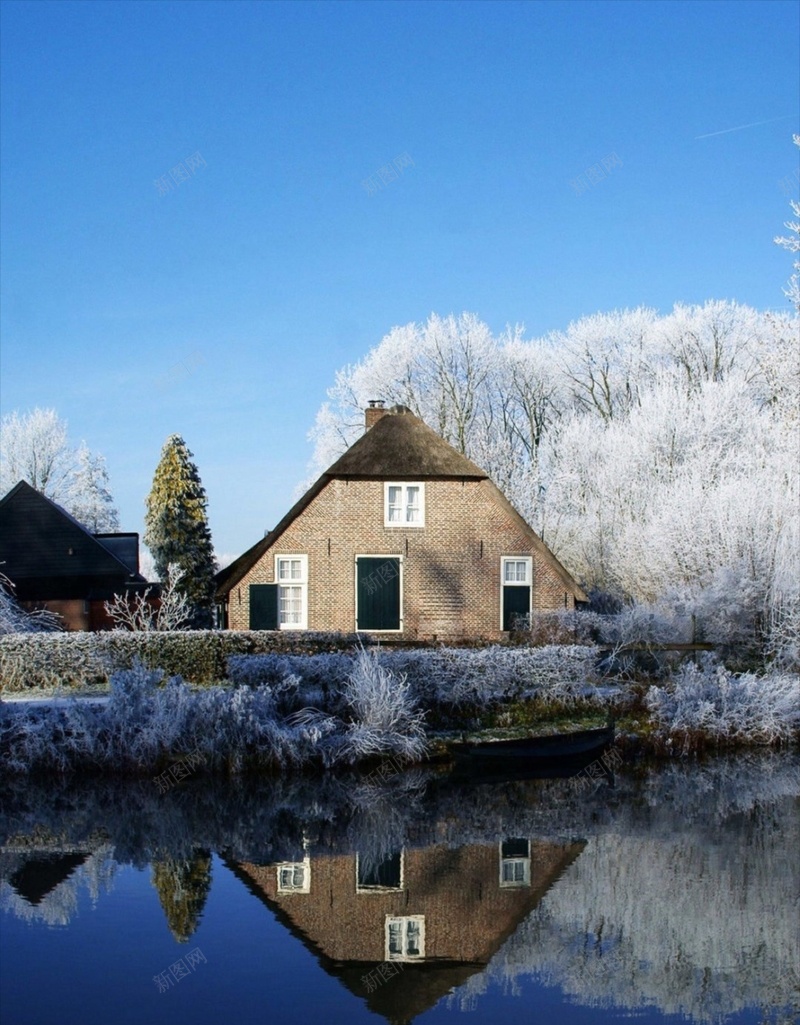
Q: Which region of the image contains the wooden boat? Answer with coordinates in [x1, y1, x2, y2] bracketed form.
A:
[450, 721, 614, 764]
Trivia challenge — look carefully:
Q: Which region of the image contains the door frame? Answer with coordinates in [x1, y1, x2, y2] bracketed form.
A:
[500, 556, 533, 631]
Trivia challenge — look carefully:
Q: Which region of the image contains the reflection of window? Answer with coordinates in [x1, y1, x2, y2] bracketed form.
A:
[384, 483, 425, 527]
[499, 838, 530, 888]
[275, 555, 308, 629]
[277, 858, 310, 893]
[357, 851, 403, 891]
[386, 915, 425, 961]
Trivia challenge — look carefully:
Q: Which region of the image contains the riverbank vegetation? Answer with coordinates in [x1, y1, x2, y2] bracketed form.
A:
[1, 630, 798, 774]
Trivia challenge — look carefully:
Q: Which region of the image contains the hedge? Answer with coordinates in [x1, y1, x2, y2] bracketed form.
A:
[0, 631, 364, 691]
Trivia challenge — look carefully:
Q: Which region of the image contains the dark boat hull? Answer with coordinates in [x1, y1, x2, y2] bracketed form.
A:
[450, 724, 614, 764]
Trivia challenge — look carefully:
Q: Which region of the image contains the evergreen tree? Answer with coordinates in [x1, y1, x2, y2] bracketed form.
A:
[151, 851, 212, 943]
[144, 435, 215, 627]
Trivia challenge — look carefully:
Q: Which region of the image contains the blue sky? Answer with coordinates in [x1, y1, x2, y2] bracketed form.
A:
[1, 0, 797, 560]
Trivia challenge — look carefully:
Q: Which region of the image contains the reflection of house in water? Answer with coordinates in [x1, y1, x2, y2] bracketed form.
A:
[227, 836, 584, 1023]
[0, 835, 114, 926]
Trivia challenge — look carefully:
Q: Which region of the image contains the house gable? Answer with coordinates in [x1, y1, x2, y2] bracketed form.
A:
[0, 480, 146, 601]
[217, 406, 587, 637]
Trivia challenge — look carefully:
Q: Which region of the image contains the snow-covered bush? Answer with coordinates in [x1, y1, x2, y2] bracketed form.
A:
[646, 659, 800, 751]
[0, 656, 428, 776]
[335, 647, 426, 762]
[766, 593, 800, 672]
[104, 563, 192, 631]
[230, 645, 601, 711]
[0, 572, 62, 637]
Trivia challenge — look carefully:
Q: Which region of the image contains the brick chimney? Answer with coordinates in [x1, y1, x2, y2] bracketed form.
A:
[364, 399, 388, 431]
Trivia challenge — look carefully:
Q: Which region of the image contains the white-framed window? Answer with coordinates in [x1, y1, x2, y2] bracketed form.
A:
[277, 858, 310, 893]
[275, 555, 308, 629]
[499, 838, 531, 888]
[356, 851, 403, 892]
[385, 915, 425, 961]
[384, 483, 425, 527]
[503, 558, 531, 584]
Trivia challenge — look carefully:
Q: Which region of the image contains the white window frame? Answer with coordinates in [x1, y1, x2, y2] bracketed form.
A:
[384, 482, 425, 528]
[274, 554, 308, 630]
[500, 555, 532, 631]
[385, 914, 425, 961]
[498, 839, 531, 888]
[354, 554, 404, 633]
[276, 857, 310, 893]
[356, 850, 404, 893]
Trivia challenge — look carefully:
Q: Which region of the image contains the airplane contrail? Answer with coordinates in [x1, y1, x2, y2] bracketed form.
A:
[695, 114, 796, 139]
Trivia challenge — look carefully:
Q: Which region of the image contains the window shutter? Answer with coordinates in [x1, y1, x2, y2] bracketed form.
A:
[249, 584, 278, 630]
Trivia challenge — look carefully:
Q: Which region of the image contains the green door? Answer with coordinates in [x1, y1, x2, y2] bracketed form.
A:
[250, 584, 278, 629]
[503, 585, 530, 631]
[356, 557, 401, 631]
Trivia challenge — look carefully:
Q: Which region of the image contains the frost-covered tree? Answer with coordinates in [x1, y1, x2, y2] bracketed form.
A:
[0, 408, 119, 531]
[773, 134, 800, 313]
[66, 444, 119, 532]
[312, 303, 799, 655]
[104, 564, 192, 631]
[144, 435, 215, 627]
[0, 571, 62, 635]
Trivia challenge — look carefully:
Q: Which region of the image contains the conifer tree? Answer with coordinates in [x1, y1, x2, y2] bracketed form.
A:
[151, 851, 212, 943]
[144, 435, 215, 627]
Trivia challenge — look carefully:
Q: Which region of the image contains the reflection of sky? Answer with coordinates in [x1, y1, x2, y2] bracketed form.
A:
[0, 760, 797, 1025]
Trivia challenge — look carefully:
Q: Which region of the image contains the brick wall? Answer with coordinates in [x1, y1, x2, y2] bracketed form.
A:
[226, 478, 580, 639]
[235, 839, 583, 965]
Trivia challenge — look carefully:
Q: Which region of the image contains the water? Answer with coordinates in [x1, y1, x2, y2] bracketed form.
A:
[1, 754, 798, 1025]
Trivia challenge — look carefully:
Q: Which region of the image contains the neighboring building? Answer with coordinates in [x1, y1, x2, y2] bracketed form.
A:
[216, 403, 587, 640]
[227, 836, 585, 1022]
[0, 480, 149, 630]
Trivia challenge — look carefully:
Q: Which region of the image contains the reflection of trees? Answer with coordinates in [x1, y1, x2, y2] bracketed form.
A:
[0, 845, 116, 927]
[151, 849, 212, 942]
[0, 754, 798, 1022]
[449, 786, 800, 1023]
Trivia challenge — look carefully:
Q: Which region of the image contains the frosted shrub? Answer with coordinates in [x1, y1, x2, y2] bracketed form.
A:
[0, 572, 62, 637]
[0, 657, 426, 776]
[336, 647, 426, 763]
[227, 652, 353, 711]
[229, 645, 601, 711]
[646, 660, 800, 751]
[766, 593, 800, 672]
[525, 610, 606, 646]
[0, 630, 361, 691]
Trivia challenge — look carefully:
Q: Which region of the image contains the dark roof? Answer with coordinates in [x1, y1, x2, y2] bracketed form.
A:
[215, 407, 585, 600]
[0, 481, 147, 600]
[94, 534, 140, 575]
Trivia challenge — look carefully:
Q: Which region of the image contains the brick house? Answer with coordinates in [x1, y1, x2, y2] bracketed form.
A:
[216, 403, 587, 640]
[0, 480, 149, 631]
[227, 836, 585, 1021]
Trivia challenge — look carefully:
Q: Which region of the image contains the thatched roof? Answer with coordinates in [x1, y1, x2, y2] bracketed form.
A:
[215, 406, 586, 601]
[216, 407, 487, 596]
[326, 406, 487, 480]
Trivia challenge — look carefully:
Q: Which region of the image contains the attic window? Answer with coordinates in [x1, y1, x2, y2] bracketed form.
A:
[277, 858, 310, 893]
[385, 915, 425, 961]
[384, 483, 425, 528]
